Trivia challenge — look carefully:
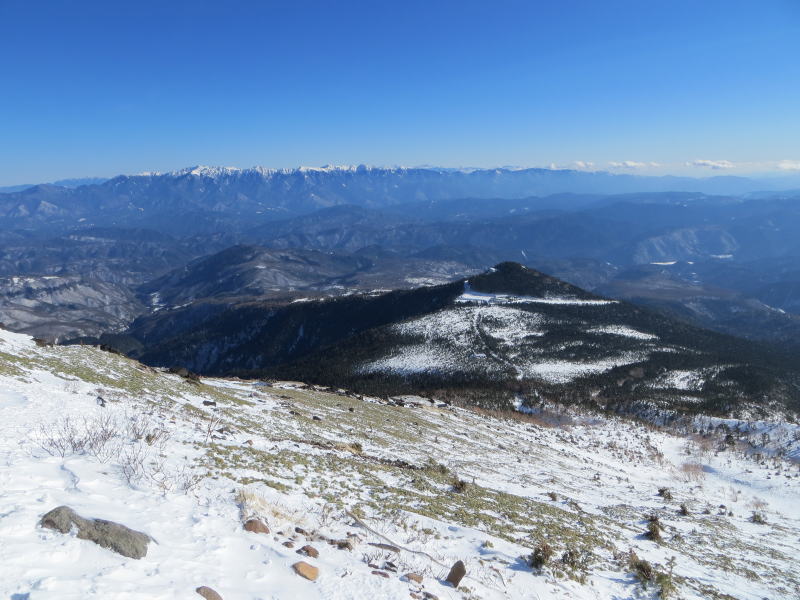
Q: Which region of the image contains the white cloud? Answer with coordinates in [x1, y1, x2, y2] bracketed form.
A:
[688, 159, 735, 170]
[545, 161, 598, 171]
[608, 160, 660, 169]
[776, 160, 800, 171]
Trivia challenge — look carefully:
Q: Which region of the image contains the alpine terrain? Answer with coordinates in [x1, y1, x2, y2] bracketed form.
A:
[2, 326, 799, 600]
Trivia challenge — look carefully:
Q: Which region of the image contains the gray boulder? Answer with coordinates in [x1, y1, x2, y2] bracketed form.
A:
[39, 505, 152, 559]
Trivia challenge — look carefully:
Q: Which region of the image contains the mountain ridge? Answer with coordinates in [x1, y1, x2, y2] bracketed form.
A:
[0, 166, 779, 238]
[95, 262, 800, 420]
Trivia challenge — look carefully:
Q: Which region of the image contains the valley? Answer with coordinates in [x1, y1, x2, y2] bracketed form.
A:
[4, 167, 800, 353]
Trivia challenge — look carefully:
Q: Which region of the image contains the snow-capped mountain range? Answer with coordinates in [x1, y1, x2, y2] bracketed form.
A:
[0, 164, 773, 236]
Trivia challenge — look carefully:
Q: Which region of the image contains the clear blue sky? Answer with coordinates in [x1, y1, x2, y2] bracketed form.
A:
[1, 0, 798, 184]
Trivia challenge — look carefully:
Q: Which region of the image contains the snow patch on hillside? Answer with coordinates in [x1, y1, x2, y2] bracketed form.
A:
[658, 369, 705, 391]
[589, 325, 658, 340]
[456, 282, 616, 306]
[520, 353, 648, 384]
[360, 305, 647, 382]
[395, 305, 546, 344]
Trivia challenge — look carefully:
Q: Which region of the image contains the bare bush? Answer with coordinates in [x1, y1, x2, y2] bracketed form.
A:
[318, 502, 343, 529]
[680, 461, 705, 482]
[124, 411, 151, 441]
[686, 434, 715, 458]
[204, 412, 224, 444]
[83, 413, 122, 462]
[36, 409, 201, 494]
[119, 443, 150, 485]
[144, 427, 171, 448]
[38, 416, 86, 457]
[38, 414, 120, 461]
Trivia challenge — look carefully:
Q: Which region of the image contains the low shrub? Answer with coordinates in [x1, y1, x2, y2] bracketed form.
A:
[529, 542, 554, 569]
[645, 515, 663, 542]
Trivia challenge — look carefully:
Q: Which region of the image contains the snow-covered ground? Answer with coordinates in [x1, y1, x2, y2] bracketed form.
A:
[455, 282, 617, 306]
[1, 328, 799, 599]
[587, 325, 658, 340]
[360, 301, 661, 384]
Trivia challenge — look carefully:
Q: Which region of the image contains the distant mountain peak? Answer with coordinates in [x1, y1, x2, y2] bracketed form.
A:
[162, 164, 414, 179]
[171, 165, 244, 177]
[468, 261, 599, 299]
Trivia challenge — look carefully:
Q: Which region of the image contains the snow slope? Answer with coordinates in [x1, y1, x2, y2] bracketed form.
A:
[360, 300, 656, 384]
[1, 328, 799, 599]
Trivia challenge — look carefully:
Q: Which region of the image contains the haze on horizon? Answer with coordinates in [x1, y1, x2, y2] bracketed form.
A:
[0, 0, 798, 186]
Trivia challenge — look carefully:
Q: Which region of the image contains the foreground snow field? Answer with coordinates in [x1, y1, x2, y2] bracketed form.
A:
[1, 328, 799, 599]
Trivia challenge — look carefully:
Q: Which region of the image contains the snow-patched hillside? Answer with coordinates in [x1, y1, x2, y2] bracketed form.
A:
[358, 281, 681, 387]
[1, 328, 799, 599]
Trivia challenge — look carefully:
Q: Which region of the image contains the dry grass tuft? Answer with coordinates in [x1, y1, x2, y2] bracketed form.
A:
[235, 487, 307, 527]
[680, 461, 705, 482]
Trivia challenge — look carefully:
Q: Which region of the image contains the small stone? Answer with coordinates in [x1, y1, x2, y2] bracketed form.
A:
[195, 586, 223, 600]
[298, 545, 319, 558]
[445, 560, 466, 588]
[243, 518, 269, 534]
[295, 526, 308, 535]
[312, 415, 322, 421]
[292, 561, 319, 581]
[283, 541, 295, 548]
[334, 539, 354, 551]
[202, 400, 216, 406]
[422, 593, 439, 600]
[405, 573, 423, 584]
[372, 570, 390, 578]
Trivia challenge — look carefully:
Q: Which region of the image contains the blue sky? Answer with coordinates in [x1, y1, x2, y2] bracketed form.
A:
[0, 0, 798, 184]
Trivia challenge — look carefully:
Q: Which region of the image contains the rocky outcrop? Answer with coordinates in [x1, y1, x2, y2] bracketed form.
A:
[39, 505, 152, 559]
